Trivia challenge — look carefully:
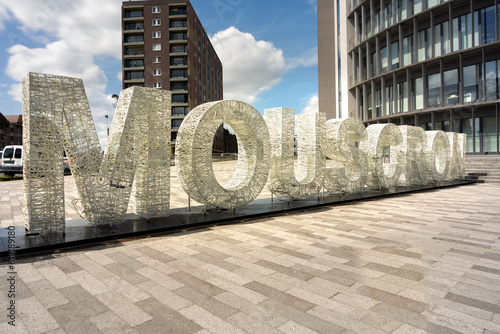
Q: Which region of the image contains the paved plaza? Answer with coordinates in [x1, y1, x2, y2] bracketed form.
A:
[1, 163, 500, 333]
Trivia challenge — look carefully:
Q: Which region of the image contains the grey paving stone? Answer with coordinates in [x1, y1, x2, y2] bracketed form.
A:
[445, 292, 500, 314]
[134, 246, 177, 262]
[25, 279, 68, 309]
[48, 303, 103, 334]
[104, 262, 149, 285]
[49, 256, 84, 274]
[255, 259, 315, 281]
[259, 299, 345, 334]
[244, 281, 315, 312]
[357, 285, 427, 313]
[106, 251, 147, 270]
[134, 298, 202, 333]
[363, 262, 424, 281]
[58, 285, 108, 317]
[214, 291, 288, 328]
[173, 285, 238, 319]
[169, 271, 226, 297]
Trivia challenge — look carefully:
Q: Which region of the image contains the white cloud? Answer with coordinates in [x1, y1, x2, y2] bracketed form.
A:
[286, 47, 318, 71]
[301, 95, 319, 114]
[210, 27, 286, 104]
[0, 5, 9, 31]
[0, 0, 123, 148]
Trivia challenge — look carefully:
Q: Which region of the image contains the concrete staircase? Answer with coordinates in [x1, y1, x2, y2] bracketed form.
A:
[465, 155, 500, 184]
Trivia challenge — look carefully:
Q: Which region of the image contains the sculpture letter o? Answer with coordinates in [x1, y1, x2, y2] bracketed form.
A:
[175, 100, 271, 209]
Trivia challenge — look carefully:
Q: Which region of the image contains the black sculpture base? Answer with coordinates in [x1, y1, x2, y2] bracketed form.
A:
[0, 181, 474, 260]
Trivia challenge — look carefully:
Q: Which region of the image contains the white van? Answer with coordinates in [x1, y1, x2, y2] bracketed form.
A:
[0, 145, 71, 177]
[1, 145, 23, 177]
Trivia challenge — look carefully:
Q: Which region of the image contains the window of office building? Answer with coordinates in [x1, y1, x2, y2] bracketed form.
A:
[413, 77, 424, 110]
[462, 118, 479, 153]
[427, 73, 441, 108]
[474, 6, 496, 46]
[464, 64, 481, 103]
[381, 46, 388, 73]
[444, 69, 459, 106]
[398, 81, 408, 112]
[374, 10, 381, 34]
[385, 85, 394, 115]
[375, 89, 382, 117]
[418, 28, 430, 61]
[366, 17, 372, 39]
[361, 57, 367, 81]
[371, 51, 378, 77]
[428, 0, 439, 8]
[485, 60, 499, 100]
[367, 92, 373, 119]
[483, 116, 498, 153]
[403, 35, 413, 66]
[414, 0, 423, 15]
[391, 42, 399, 70]
[400, 0, 407, 20]
[384, 3, 392, 29]
[453, 14, 472, 51]
[498, 4, 500, 42]
[434, 21, 449, 57]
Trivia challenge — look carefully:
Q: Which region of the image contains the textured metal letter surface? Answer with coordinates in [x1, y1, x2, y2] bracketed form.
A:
[323, 118, 368, 194]
[360, 123, 403, 189]
[175, 100, 270, 209]
[264, 108, 325, 199]
[397, 126, 429, 186]
[23, 73, 170, 231]
[425, 131, 450, 182]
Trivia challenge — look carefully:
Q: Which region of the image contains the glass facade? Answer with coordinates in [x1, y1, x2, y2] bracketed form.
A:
[463, 64, 481, 103]
[474, 6, 496, 46]
[413, 77, 424, 110]
[346, 0, 500, 155]
[427, 73, 441, 108]
[403, 36, 413, 66]
[391, 42, 399, 70]
[443, 69, 459, 106]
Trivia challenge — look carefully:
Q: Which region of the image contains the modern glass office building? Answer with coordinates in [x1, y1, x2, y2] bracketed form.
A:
[318, 0, 500, 154]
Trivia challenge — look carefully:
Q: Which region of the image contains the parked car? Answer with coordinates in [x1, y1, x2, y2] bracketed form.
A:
[0, 145, 71, 176]
[0, 145, 23, 177]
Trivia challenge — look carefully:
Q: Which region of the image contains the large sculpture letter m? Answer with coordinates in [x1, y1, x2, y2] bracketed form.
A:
[23, 73, 171, 232]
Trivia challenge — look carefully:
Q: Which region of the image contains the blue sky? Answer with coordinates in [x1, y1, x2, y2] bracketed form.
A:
[0, 0, 318, 145]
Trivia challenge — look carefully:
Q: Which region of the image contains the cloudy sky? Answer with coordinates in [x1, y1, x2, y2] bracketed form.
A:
[0, 0, 318, 146]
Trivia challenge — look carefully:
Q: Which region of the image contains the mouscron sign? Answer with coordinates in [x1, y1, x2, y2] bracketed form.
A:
[22, 73, 466, 232]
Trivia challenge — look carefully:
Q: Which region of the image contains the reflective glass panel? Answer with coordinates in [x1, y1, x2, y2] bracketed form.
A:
[444, 69, 459, 106]
[427, 73, 441, 108]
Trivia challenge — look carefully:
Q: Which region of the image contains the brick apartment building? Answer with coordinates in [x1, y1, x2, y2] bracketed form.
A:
[0, 113, 22, 150]
[121, 0, 224, 154]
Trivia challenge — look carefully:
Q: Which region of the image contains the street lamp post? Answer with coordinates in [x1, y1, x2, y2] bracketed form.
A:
[105, 115, 109, 138]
